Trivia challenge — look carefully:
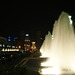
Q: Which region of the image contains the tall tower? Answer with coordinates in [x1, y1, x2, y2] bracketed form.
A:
[24, 34, 31, 51]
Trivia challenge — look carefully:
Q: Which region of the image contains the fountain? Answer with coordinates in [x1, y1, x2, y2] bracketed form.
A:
[40, 31, 52, 57]
[39, 11, 75, 74]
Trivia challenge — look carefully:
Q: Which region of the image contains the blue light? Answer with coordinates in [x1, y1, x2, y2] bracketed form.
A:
[13, 38, 16, 41]
[25, 34, 29, 36]
[8, 36, 11, 41]
[8, 36, 10, 39]
[8, 39, 11, 41]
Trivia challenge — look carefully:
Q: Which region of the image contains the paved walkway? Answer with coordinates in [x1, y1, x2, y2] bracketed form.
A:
[15, 51, 41, 67]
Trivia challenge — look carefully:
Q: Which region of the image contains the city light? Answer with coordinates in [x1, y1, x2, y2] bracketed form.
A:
[2, 48, 19, 51]
[25, 34, 29, 36]
[8, 36, 11, 41]
[19, 46, 21, 49]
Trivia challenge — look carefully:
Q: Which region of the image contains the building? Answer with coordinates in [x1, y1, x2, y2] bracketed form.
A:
[0, 37, 7, 44]
[24, 34, 31, 51]
[31, 42, 36, 51]
[7, 36, 18, 49]
[0, 37, 7, 50]
[19, 31, 31, 50]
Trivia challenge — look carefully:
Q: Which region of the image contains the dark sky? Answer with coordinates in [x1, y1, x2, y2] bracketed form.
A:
[0, 3, 75, 39]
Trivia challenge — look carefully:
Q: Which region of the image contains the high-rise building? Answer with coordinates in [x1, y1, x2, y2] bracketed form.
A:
[24, 34, 31, 51]
[20, 31, 31, 50]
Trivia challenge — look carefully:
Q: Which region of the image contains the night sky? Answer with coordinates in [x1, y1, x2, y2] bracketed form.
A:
[0, 3, 75, 39]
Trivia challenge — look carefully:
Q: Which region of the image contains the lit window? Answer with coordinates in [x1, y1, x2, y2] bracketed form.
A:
[7, 45, 11, 48]
[3, 44, 5, 47]
[0, 44, 2, 47]
[12, 46, 15, 48]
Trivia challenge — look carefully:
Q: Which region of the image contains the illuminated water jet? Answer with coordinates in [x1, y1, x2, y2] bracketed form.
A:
[40, 31, 52, 57]
[39, 11, 75, 74]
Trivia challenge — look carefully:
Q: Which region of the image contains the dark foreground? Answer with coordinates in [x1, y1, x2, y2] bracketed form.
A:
[1, 51, 75, 75]
[0, 51, 40, 75]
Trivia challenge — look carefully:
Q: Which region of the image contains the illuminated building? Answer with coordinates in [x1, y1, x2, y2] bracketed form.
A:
[12, 37, 18, 49]
[7, 36, 18, 49]
[31, 42, 36, 51]
[20, 31, 31, 50]
[24, 34, 31, 51]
